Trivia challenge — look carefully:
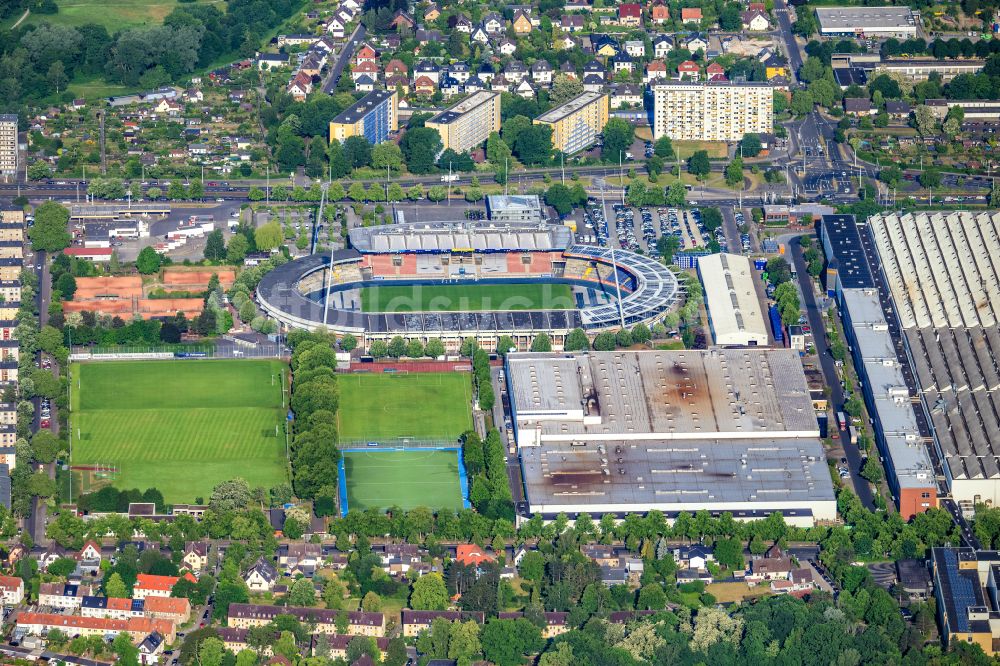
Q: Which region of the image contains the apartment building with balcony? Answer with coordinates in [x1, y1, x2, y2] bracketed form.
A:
[653, 82, 772, 142]
[533, 91, 609, 155]
[425, 91, 501, 154]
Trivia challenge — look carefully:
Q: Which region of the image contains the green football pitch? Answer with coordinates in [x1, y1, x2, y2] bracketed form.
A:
[336, 373, 473, 442]
[359, 282, 575, 312]
[341, 449, 465, 512]
[70, 359, 289, 503]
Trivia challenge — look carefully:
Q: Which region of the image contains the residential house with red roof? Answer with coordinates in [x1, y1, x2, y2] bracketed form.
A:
[17, 613, 176, 643]
[133, 573, 196, 600]
[0, 575, 23, 605]
[455, 545, 496, 567]
[354, 44, 377, 66]
[385, 59, 408, 77]
[645, 60, 669, 83]
[677, 60, 701, 80]
[618, 3, 642, 27]
[650, 1, 670, 23]
[681, 7, 702, 24]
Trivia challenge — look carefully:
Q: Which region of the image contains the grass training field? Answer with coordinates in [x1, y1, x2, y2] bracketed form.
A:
[71, 359, 288, 502]
[360, 282, 575, 313]
[342, 449, 465, 512]
[337, 373, 472, 442]
[40, 0, 225, 30]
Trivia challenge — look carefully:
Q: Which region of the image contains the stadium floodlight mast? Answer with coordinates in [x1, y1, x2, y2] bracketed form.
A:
[599, 184, 626, 329]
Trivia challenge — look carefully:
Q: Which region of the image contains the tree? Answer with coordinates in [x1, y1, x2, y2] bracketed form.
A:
[361, 591, 382, 611]
[401, 127, 443, 174]
[27, 161, 52, 181]
[791, 89, 815, 116]
[226, 234, 249, 264]
[369, 340, 388, 358]
[167, 181, 188, 200]
[209, 478, 252, 512]
[914, 105, 937, 135]
[602, 118, 635, 162]
[862, 456, 884, 484]
[340, 334, 358, 352]
[204, 229, 226, 261]
[725, 157, 744, 187]
[654, 135, 674, 159]
[545, 183, 575, 217]
[55, 272, 77, 300]
[411, 572, 449, 610]
[135, 246, 161, 274]
[387, 336, 406, 358]
[106, 572, 129, 598]
[425, 338, 445, 358]
[666, 180, 686, 207]
[766, 257, 792, 285]
[343, 136, 373, 169]
[513, 125, 553, 166]
[28, 201, 71, 252]
[550, 74, 584, 104]
[565, 328, 589, 351]
[288, 578, 316, 607]
[254, 221, 283, 252]
[531, 333, 552, 352]
[198, 637, 225, 666]
[448, 620, 482, 663]
[371, 141, 404, 171]
[188, 180, 204, 201]
[113, 631, 140, 666]
[919, 169, 941, 188]
[687, 150, 711, 180]
[480, 619, 544, 666]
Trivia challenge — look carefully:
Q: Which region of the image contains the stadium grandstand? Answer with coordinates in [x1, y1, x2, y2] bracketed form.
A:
[257, 221, 682, 351]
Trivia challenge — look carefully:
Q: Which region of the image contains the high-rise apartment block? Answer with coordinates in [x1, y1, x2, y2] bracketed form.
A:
[328, 90, 398, 145]
[0, 116, 17, 178]
[534, 92, 609, 155]
[653, 82, 772, 142]
[425, 91, 501, 154]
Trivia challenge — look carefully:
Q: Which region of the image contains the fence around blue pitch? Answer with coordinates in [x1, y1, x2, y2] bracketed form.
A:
[337, 444, 471, 517]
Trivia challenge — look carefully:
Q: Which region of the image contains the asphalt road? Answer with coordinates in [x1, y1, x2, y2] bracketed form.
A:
[788, 237, 876, 510]
[773, 0, 804, 81]
[323, 24, 367, 94]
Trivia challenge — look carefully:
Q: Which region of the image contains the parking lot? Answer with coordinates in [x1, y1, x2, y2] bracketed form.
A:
[577, 201, 713, 255]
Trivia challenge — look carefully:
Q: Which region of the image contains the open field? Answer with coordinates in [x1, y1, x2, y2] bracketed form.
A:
[673, 141, 729, 159]
[341, 449, 465, 512]
[706, 582, 773, 603]
[360, 283, 575, 313]
[337, 373, 472, 441]
[39, 0, 224, 30]
[71, 359, 288, 502]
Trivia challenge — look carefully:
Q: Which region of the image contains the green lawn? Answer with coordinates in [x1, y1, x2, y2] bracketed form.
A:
[336, 373, 472, 442]
[38, 0, 225, 30]
[71, 359, 288, 502]
[342, 449, 465, 512]
[360, 283, 575, 313]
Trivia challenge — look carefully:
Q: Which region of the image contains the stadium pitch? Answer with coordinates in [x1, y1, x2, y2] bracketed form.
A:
[70, 359, 288, 503]
[360, 282, 575, 312]
[340, 448, 467, 513]
[336, 372, 473, 441]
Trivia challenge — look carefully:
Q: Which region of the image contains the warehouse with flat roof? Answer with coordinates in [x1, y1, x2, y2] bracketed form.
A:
[839, 287, 937, 518]
[697, 253, 768, 346]
[504, 349, 836, 524]
[815, 6, 917, 37]
[868, 210, 1000, 509]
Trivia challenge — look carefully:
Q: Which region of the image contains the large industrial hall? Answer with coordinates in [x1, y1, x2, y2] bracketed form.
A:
[503, 349, 837, 525]
[868, 210, 1000, 508]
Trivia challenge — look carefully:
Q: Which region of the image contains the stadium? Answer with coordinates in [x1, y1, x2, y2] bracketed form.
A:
[257, 221, 682, 351]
